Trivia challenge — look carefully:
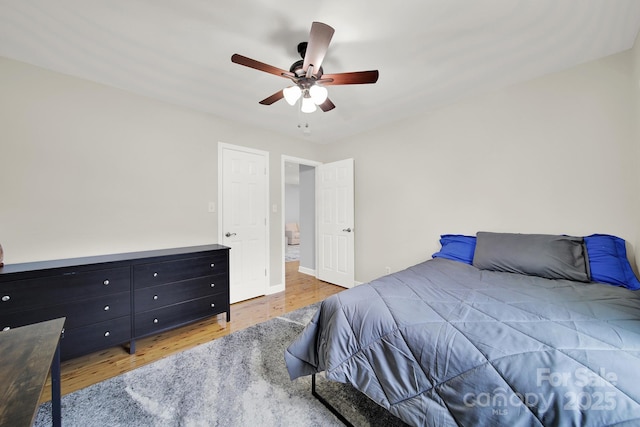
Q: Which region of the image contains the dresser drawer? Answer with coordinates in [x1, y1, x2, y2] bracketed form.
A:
[135, 274, 227, 313]
[0, 267, 130, 312]
[134, 253, 227, 289]
[135, 293, 228, 337]
[0, 291, 130, 331]
[61, 316, 131, 360]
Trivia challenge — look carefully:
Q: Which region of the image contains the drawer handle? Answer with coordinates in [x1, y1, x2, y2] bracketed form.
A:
[210, 283, 215, 288]
[104, 305, 110, 311]
[153, 295, 158, 300]
[210, 263, 215, 268]
[153, 272, 158, 277]
[103, 280, 110, 285]
[1, 295, 9, 302]
[153, 318, 159, 324]
[211, 303, 215, 308]
[104, 331, 110, 337]
[2, 326, 10, 331]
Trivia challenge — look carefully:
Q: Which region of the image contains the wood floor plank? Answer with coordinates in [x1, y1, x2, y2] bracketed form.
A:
[39, 261, 343, 402]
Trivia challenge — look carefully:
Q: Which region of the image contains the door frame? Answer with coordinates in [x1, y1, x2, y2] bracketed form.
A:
[280, 155, 322, 289]
[218, 142, 270, 298]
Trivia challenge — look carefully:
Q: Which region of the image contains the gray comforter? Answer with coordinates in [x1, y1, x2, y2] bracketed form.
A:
[285, 258, 640, 426]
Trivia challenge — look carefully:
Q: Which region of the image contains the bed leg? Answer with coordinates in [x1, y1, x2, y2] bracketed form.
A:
[311, 373, 355, 427]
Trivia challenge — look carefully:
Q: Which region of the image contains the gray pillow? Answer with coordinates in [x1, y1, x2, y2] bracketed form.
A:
[472, 232, 590, 282]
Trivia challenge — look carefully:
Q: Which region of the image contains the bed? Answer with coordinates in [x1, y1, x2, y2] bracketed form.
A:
[285, 232, 640, 426]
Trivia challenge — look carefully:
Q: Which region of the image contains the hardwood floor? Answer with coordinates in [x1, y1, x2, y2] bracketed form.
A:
[40, 261, 343, 403]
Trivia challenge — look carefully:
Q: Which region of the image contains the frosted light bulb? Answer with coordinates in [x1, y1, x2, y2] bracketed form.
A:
[301, 96, 317, 113]
[309, 85, 328, 104]
[283, 86, 302, 106]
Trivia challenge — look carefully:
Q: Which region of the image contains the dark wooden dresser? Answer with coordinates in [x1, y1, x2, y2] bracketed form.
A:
[0, 244, 229, 360]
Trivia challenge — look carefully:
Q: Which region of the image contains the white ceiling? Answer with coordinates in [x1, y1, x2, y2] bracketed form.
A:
[1, 1, 639, 144]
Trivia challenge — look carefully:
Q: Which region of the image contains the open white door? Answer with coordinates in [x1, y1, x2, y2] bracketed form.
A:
[219, 144, 268, 303]
[317, 158, 355, 288]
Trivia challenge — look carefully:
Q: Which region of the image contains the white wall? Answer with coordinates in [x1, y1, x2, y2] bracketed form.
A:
[299, 164, 316, 270]
[325, 50, 638, 283]
[3, 47, 639, 289]
[284, 184, 299, 224]
[632, 31, 640, 269]
[0, 57, 323, 291]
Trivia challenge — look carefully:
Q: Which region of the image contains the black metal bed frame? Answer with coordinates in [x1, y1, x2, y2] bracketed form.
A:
[311, 373, 354, 427]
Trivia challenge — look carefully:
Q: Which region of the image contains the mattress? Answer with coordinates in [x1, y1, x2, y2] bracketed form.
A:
[285, 258, 640, 426]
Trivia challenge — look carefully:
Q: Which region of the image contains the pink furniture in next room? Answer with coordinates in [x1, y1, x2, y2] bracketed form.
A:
[285, 223, 300, 245]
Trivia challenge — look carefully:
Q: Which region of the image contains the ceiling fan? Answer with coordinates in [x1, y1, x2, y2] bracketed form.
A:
[231, 22, 379, 113]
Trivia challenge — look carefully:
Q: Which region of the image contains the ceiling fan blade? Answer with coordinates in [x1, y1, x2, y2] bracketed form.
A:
[318, 98, 335, 112]
[231, 54, 295, 79]
[259, 90, 284, 105]
[302, 22, 334, 77]
[320, 70, 379, 85]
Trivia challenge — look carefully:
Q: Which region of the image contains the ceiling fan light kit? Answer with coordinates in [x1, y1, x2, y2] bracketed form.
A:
[231, 21, 379, 114]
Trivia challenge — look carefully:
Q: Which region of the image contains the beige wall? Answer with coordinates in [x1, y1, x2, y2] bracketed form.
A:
[632, 31, 640, 269]
[2, 45, 639, 288]
[325, 50, 638, 283]
[0, 57, 323, 291]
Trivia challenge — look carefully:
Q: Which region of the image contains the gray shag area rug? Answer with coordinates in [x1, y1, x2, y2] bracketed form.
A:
[34, 303, 409, 427]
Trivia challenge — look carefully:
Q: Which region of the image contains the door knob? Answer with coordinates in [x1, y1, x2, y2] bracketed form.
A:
[342, 227, 352, 232]
[225, 232, 237, 237]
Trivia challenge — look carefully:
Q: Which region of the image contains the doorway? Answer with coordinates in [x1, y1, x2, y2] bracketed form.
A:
[281, 156, 321, 287]
[280, 156, 355, 289]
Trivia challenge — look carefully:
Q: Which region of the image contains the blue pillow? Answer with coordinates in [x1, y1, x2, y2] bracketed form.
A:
[584, 234, 640, 290]
[432, 235, 476, 265]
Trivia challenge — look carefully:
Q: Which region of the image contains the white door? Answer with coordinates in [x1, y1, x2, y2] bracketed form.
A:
[220, 144, 268, 303]
[317, 158, 355, 288]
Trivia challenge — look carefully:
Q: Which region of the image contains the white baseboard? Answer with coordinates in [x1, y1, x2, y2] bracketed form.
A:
[298, 266, 316, 276]
[267, 283, 285, 294]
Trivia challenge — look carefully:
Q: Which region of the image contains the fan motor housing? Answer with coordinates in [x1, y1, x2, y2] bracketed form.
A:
[290, 42, 323, 77]
[289, 59, 324, 78]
